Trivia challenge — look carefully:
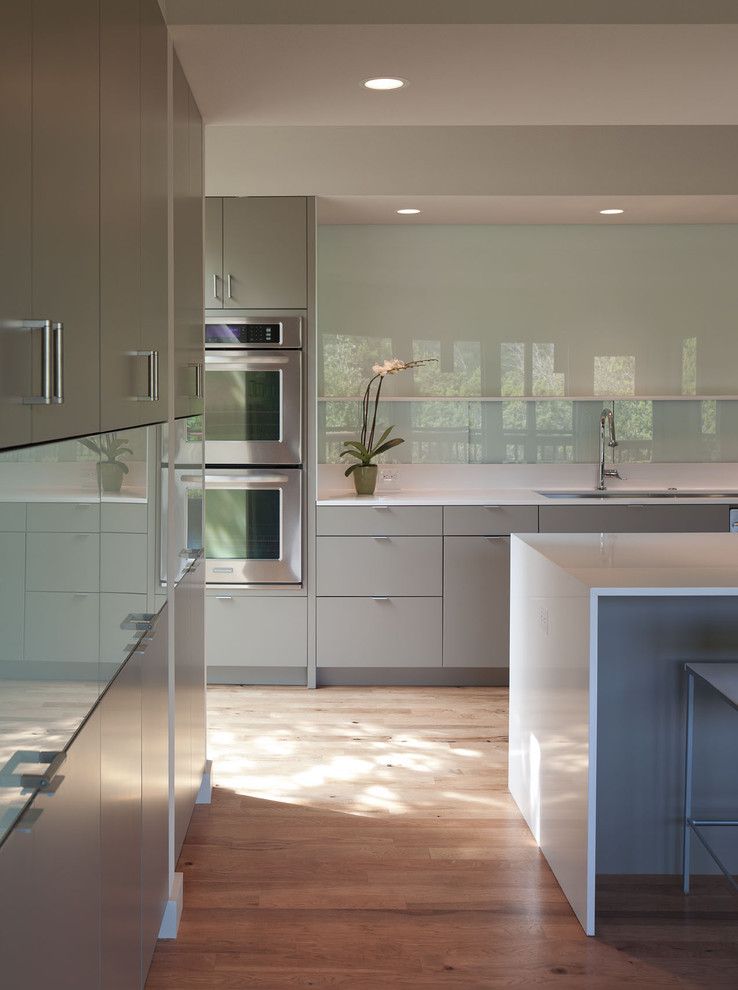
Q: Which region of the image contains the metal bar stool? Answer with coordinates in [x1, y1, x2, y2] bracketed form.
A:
[682, 662, 738, 894]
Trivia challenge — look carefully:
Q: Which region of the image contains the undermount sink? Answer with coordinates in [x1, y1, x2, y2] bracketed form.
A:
[537, 490, 738, 500]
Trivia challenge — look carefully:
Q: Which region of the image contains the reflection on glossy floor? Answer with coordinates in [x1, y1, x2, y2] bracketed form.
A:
[146, 686, 738, 989]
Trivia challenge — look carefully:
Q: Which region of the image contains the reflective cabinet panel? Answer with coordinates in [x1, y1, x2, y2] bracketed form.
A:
[0, 425, 162, 844]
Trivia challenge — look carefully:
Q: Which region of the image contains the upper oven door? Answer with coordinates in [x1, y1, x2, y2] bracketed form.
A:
[204, 350, 302, 465]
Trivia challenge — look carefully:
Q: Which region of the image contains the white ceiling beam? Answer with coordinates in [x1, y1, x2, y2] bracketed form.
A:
[206, 125, 738, 197]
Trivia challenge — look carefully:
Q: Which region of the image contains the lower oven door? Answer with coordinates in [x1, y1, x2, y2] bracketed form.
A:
[198, 468, 302, 585]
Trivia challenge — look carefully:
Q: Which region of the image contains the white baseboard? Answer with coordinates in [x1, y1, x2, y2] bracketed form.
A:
[196, 758, 213, 804]
[158, 872, 184, 940]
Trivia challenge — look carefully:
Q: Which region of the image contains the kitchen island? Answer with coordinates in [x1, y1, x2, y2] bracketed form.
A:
[508, 532, 738, 934]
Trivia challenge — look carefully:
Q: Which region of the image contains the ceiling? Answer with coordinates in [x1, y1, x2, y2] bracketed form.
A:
[164, 1, 738, 26]
[168, 4, 738, 219]
[170, 24, 738, 126]
[317, 196, 738, 225]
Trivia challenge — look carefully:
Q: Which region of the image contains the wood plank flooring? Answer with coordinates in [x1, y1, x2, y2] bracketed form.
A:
[145, 686, 738, 989]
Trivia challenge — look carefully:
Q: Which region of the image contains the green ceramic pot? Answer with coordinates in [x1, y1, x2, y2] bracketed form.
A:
[97, 461, 125, 494]
[352, 464, 378, 496]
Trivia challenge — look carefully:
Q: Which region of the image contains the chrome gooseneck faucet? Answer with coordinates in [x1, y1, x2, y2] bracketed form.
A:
[597, 408, 621, 491]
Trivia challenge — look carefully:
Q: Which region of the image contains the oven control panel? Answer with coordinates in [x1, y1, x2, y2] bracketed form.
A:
[204, 314, 303, 349]
[206, 322, 282, 345]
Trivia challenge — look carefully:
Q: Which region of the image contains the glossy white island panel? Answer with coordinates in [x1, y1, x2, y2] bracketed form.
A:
[508, 532, 738, 935]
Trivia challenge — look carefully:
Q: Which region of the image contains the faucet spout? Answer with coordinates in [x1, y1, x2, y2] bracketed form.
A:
[597, 408, 620, 491]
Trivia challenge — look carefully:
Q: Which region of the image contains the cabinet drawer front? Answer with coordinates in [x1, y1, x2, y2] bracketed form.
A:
[317, 536, 442, 597]
[444, 505, 538, 536]
[101, 502, 148, 533]
[25, 591, 100, 662]
[538, 504, 730, 534]
[317, 505, 442, 537]
[317, 597, 442, 668]
[0, 504, 27, 532]
[206, 595, 307, 668]
[27, 502, 100, 533]
[26, 532, 100, 591]
[443, 536, 510, 668]
[100, 533, 148, 593]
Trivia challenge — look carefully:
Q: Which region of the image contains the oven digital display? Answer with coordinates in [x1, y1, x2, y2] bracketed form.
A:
[205, 323, 282, 345]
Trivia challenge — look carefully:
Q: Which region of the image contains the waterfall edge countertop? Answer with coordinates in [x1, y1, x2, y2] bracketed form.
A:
[508, 532, 738, 936]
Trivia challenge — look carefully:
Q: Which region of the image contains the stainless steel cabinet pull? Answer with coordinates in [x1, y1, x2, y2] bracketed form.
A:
[373, 536, 391, 542]
[195, 361, 203, 398]
[121, 611, 156, 631]
[134, 350, 160, 401]
[1, 319, 64, 404]
[374, 505, 390, 511]
[372, 596, 391, 602]
[212, 273, 220, 300]
[215, 595, 233, 601]
[20, 750, 66, 790]
[227, 273, 233, 299]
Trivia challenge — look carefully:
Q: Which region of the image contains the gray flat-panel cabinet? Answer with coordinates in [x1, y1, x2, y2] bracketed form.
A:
[174, 556, 206, 857]
[0, 2, 33, 448]
[443, 536, 511, 668]
[25, 709, 102, 990]
[173, 54, 204, 420]
[215, 196, 308, 309]
[100, 653, 142, 990]
[0, 816, 35, 986]
[205, 197, 224, 307]
[31, 0, 101, 444]
[100, 0, 168, 431]
[538, 503, 730, 534]
[141, 607, 170, 978]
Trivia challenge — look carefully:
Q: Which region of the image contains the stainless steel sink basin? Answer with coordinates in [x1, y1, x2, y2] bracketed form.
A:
[537, 490, 738, 500]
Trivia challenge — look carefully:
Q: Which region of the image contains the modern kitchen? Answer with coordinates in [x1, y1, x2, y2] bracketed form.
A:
[1, 2, 738, 988]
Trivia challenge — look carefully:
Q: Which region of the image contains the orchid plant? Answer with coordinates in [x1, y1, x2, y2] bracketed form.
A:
[340, 358, 437, 477]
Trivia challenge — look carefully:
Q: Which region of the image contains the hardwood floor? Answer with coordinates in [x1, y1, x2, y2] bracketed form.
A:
[146, 686, 738, 989]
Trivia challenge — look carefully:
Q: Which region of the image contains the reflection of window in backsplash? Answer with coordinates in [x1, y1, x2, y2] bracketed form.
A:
[318, 399, 738, 465]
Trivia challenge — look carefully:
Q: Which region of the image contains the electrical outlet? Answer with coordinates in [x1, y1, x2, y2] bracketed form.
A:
[378, 466, 400, 491]
[537, 605, 550, 636]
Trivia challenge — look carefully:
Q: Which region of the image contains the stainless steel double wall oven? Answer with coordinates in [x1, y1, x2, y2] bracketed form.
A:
[200, 313, 304, 586]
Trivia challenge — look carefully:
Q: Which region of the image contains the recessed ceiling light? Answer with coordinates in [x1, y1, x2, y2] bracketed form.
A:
[396, 208, 421, 215]
[363, 77, 407, 91]
[599, 208, 625, 215]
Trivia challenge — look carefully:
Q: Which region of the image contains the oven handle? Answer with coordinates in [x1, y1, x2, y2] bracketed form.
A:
[182, 474, 291, 486]
[204, 355, 291, 367]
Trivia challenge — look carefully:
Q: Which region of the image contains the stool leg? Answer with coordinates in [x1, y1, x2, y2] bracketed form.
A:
[683, 670, 695, 894]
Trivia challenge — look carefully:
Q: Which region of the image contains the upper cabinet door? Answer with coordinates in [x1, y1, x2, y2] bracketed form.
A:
[31, 0, 101, 444]
[0, 3, 33, 449]
[172, 53, 204, 419]
[204, 198, 224, 308]
[223, 197, 308, 310]
[139, 0, 169, 425]
[100, 0, 143, 433]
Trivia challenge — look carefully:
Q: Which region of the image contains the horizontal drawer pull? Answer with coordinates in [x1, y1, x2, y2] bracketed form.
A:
[372, 596, 391, 602]
[373, 536, 391, 542]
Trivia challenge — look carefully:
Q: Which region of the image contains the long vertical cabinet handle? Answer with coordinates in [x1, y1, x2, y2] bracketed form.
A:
[226, 273, 233, 300]
[190, 361, 204, 398]
[51, 322, 63, 404]
[212, 273, 220, 301]
[134, 350, 160, 401]
[0, 319, 64, 405]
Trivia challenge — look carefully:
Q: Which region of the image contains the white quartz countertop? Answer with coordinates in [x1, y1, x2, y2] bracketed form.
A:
[512, 532, 738, 591]
[317, 488, 738, 507]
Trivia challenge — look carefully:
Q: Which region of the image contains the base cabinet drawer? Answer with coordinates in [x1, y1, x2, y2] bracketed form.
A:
[317, 505, 442, 537]
[443, 537, 510, 668]
[444, 505, 538, 536]
[539, 504, 730, 534]
[206, 595, 307, 668]
[317, 597, 442, 668]
[316, 536, 442, 597]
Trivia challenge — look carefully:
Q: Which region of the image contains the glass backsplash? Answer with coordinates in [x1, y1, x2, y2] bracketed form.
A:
[319, 398, 738, 465]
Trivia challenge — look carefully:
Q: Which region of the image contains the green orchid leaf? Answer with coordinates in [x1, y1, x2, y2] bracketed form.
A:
[119, 463, 129, 474]
[370, 437, 405, 458]
[344, 463, 361, 477]
[374, 425, 394, 448]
